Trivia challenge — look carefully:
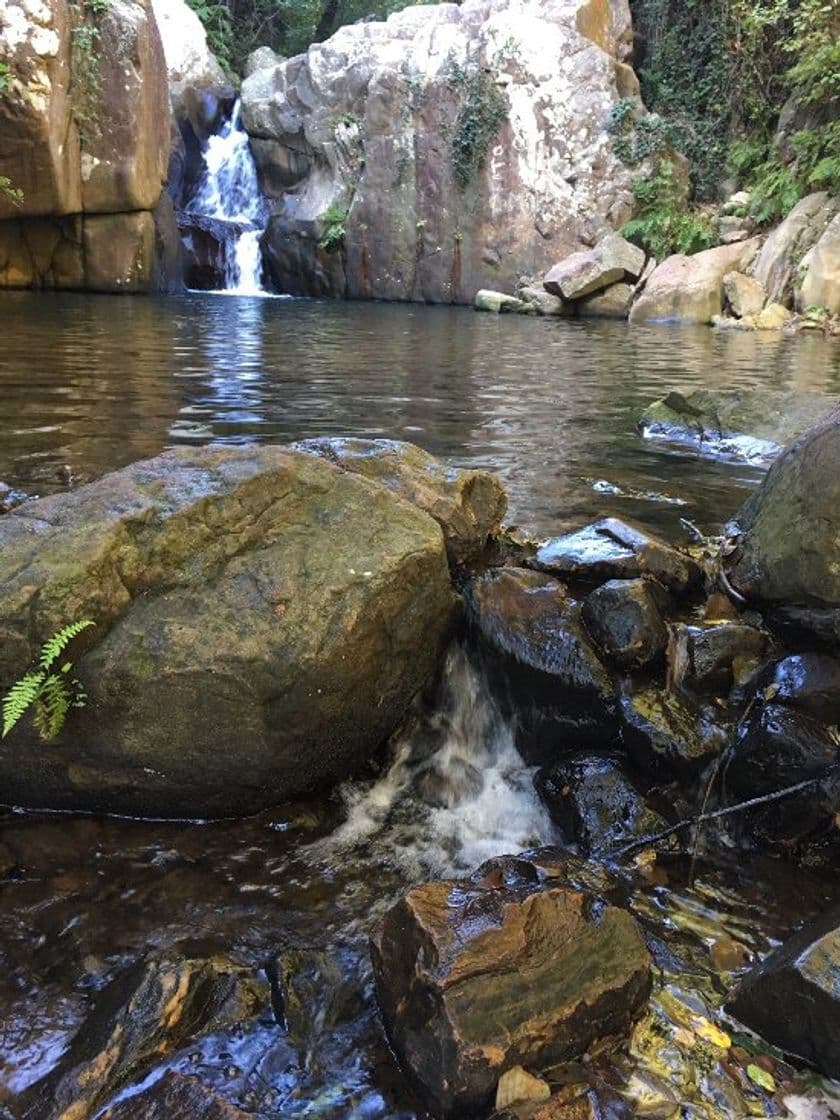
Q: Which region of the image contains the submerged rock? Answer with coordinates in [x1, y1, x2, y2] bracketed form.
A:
[576, 281, 636, 319]
[0, 444, 457, 816]
[581, 577, 670, 670]
[726, 405, 840, 609]
[532, 517, 700, 594]
[466, 567, 616, 762]
[292, 436, 507, 566]
[620, 688, 725, 776]
[639, 388, 837, 462]
[725, 704, 840, 844]
[766, 653, 840, 724]
[100, 1072, 250, 1120]
[727, 905, 840, 1078]
[26, 952, 264, 1120]
[370, 863, 651, 1115]
[475, 289, 528, 313]
[536, 753, 668, 855]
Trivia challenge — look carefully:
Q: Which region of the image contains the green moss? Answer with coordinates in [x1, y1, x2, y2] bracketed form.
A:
[447, 62, 508, 190]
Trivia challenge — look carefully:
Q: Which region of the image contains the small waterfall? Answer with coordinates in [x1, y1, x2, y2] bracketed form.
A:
[185, 101, 267, 294]
[318, 645, 555, 878]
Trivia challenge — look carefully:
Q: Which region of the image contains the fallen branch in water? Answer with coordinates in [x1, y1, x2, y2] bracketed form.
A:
[613, 777, 820, 859]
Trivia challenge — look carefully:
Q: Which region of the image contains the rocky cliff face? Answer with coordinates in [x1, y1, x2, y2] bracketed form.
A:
[242, 0, 641, 302]
[0, 0, 177, 292]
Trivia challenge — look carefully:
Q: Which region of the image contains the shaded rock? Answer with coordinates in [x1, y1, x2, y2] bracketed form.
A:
[26, 953, 264, 1120]
[178, 213, 256, 290]
[800, 211, 840, 315]
[723, 271, 765, 318]
[766, 653, 840, 724]
[475, 289, 528, 313]
[620, 689, 725, 776]
[243, 0, 640, 303]
[771, 605, 840, 649]
[536, 753, 668, 855]
[669, 622, 767, 692]
[629, 239, 760, 324]
[727, 905, 840, 1078]
[370, 866, 651, 1116]
[292, 436, 507, 566]
[517, 285, 570, 316]
[639, 388, 838, 463]
[152, 0, 232, 143]
[466, 568, 616, 763]
[752, 192, 838, 308]
[727, 406, 840, 609]
[725, 704, 840, 843]
[0, 444, 455, 817]
[543, 234, 645, 300]
[100, 1072, 250, 1120]
[581, 577, 669, 669]
[531, 517, 700, 594]
[0, 481, 29, 514]
[576, 281, 635, 318]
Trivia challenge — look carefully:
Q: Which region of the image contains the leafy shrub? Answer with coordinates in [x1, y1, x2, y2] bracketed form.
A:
[622, 161, 717, 258]
[2, 621, 95, 742]
[318, 202, 350, 252]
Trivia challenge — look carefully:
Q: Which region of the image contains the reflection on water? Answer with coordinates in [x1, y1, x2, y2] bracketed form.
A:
[2, 291, 839, 537]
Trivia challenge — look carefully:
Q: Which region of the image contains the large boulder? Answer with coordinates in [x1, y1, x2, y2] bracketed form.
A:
[727, 906, 840, 1078]
[799, 211, 840, 315]
[543, 233, 645, 300]
[292, 437, 507, 566]
[639, 388, 838, 462]
[751, 192, 838, 309]
[0, 0, 173, 292]
[370, 854, 651, 1116]
[150, 0, 230, 133]
[726, 406, 840, 609]
[629, 239, 760, 324]
[0, 444, 459, 816]
[242, 0, 640, 303]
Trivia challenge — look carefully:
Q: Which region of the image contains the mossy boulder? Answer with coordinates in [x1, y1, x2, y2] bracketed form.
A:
[0, 444, 460, 816]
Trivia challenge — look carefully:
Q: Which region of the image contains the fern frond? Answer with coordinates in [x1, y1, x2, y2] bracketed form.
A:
[33, 674, 71, 741]
[39, 619, 95, 671]
[2, 671, 45, 738]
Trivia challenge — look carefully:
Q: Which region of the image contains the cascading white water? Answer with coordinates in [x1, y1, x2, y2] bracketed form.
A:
[189, 101, 267, 293]
[318, 645, 555, 878]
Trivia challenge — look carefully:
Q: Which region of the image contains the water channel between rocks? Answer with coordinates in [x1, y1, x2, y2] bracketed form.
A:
[1, 292, 840, 1119]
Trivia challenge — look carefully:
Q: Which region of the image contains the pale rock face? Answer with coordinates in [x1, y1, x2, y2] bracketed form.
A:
[630, 239, 762, 325]
[150, 0, 229, 120]
[751, 192, 838, 308]
[244, 0, 640, 302]
[799, 212, 840, 315]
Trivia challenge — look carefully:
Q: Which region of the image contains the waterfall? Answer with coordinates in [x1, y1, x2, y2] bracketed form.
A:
[186, 101, 267, 294]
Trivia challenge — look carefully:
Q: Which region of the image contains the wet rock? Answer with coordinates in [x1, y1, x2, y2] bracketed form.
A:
[765, 653, 840, 724]
[271, 947, 364, 1067]
[723, 271, 765, 318]
[629, 239, 761, 324]
[581, 577, 670, 669]
[726, 405, 840, 609]
[100, 1072, 250, 1119]
[576, 281, 635, 319]
[639, 388, 837, 462]
[771, 605, 840, 648]
[727, 904, 840, 1078]
[292, 436, 507, 566]
[620, 689, 725, 776]
[0, 481, 29, 514]
[466, 568, 616, 763]
[0, 444, 456, 817]
[725, 704, 840, 844]
[475, 289, 528, 313]
[536, 754, 669, 855]
[370, 867, 651, 1116]
[543, 235, 645, 301]
[531, 518, 700, 594]
[752, 192, 838, 308]
[26, 953, 265, 1120]
[669, 622, 768, 692]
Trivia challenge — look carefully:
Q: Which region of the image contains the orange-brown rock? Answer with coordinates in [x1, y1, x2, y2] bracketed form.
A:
[370, 867, 651, 1116]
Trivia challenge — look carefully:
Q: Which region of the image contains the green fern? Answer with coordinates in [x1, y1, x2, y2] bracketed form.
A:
[2, 620, 94, 741]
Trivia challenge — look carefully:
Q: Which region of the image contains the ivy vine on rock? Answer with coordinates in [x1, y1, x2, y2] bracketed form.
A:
[447, 61, 508, 190]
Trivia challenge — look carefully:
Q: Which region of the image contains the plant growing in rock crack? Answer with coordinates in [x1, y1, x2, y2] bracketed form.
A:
[69, 0, 110, 145]
[446, 60, 508, 189]
[318, 202, 350, 253]
[2, 621, 95, 743]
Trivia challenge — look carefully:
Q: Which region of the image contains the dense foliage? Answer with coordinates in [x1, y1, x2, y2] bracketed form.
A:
[630, 0, 840, 214]
[186, 0, 435, 73]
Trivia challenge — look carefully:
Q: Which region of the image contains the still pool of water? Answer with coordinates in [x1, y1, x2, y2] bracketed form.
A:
[1, 291, 840, 1119]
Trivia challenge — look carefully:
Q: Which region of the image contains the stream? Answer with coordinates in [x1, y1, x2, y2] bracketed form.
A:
[1, 292, 840, 1118]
